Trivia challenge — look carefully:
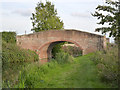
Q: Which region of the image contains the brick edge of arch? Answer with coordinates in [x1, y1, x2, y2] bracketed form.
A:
[38, 39, 83, 51]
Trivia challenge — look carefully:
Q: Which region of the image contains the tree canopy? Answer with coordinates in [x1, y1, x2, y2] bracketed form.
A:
[92, 0, 120, 39]
[31, 1, 64, 32]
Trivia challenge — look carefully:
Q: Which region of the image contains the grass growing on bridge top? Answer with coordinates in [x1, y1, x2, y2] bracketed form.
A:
[14, 53, 111, 88]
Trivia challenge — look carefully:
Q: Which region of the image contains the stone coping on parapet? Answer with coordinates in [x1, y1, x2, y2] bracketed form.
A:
[17, 29, 104, 37]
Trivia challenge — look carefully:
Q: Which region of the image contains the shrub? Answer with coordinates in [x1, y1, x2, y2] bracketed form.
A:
[62, 46, 82, 57]
[54, 51, 73, 64]
[91, 43, 118, 86]
[52, 42, 65, 58]
[2, 41, 39, 64]
[2, 41, 39, 87]
[2, 40, 39, 75]
[2, 32, 16, 44]
[2, 31, 39, 88]
[52, 42, 82, 58]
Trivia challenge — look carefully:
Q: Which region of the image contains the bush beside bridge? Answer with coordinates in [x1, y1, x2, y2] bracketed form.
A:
[91, 43, 118, 86]
[2, 32, 39, 86]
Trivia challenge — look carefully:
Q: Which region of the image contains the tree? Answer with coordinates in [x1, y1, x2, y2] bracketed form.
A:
[92, 0, 120, 38]
[92, 0, 120, 87]
[30, 1, 64, 32]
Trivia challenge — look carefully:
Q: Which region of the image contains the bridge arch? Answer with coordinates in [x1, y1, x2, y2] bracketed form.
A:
[37, 39, 83, 61]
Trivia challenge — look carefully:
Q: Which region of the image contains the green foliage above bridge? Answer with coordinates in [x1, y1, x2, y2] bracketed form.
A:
[31, 1, 64, 32]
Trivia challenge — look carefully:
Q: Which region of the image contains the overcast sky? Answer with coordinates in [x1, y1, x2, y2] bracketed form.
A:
[0, 0, 114, 42]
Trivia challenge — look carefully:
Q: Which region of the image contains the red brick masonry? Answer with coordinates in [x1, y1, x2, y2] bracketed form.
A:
[16, 29, 108, 62]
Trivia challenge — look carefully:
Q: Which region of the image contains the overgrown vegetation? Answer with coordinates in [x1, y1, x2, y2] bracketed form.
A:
[52, 51, 73, 64]
[91, 43, 118, 87]
[2, 41, 38, 65]
[92, 1, 120, 84]
[3, 48, 73, 88]
[2, 32, 39, 88]
[62, 46, 82, 57]
[2, 32, 16, 44]
[11, 54, 111, 88]
[52, 42, 65, 58]
[52, 42, 82, 59]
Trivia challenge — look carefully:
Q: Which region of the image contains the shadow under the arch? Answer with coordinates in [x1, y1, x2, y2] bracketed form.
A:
[47, 41, 83, 62]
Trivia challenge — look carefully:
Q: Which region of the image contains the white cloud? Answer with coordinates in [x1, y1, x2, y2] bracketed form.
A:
[12, 9, 33, 16]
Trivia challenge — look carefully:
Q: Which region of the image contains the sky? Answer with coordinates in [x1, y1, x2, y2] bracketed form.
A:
[0, 0, 114, 43]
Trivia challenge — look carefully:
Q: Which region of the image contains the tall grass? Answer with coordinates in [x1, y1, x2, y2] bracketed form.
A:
[12, 53, 111, 88]
[2, 41, 39, 87]
[2, 32, 39, 88]
[91, 43, 118, 86]
[53, 51, 73, 64]
[15, 61, 59, 88]
[12, 51, 73, 88]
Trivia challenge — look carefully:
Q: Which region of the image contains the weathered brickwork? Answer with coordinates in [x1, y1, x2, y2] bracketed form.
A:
[16, 29, 108, 62]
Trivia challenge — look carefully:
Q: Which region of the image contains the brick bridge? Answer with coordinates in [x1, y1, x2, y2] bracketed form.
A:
[16, 29, 108, 62]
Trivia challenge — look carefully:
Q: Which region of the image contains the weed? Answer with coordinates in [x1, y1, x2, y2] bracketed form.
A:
[91, 43, 118, 86]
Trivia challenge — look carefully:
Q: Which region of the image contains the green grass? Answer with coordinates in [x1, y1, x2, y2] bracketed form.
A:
[15, 53, 112, 88]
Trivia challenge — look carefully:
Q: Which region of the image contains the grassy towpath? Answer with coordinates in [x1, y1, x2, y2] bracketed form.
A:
[42, 54, 110, 88]
[22, 53, 111, 88]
